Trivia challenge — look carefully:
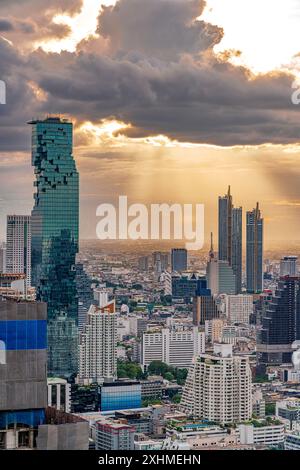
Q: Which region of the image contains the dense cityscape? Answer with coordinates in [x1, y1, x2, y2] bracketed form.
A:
[0, 116, 300, 452]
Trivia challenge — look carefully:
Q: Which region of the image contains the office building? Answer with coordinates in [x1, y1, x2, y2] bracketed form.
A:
[30, 117, 79, 377]
[138, 256, 149, 272]
[226, 294, 253, 324]
[257, 276, 300, 372]
[206, 259, 236, 295]
[181, 344, 252, 424]
[171, 248, 187, 272]
[239, 423, 285, 448]
[205, 318, 224, 343]
[172, 273, 206, 302]
[99, 381, 142, 412]
[47, 315, 78, 378]
[218, 187, 242, 293]
[280, 256, 298, 277]
[246, 203, 264, 293]
[6, 215, 31, 288]
[0, 296, 47, 449]
[79, 300, 117, 384]
[153, 251, 169, 273]
[285, 433, 300, 450]
[76, 263, 94, 333]
[96, 419, 135, 450]
[193, 280, 220, 326]
[141, 326, 205, 369]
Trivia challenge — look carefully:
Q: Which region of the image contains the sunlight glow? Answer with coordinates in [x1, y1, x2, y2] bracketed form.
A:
[37, 0, 117, 53]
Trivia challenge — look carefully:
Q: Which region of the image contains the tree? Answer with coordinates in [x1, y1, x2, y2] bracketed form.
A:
[164, 372, 174, 382]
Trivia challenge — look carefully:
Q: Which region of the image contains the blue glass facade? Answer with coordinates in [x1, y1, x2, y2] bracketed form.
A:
[0, 409, 45, 428]
[29, 117, 79, 377]
[0, 320, 47, 350]
[100, 383, 142, 412]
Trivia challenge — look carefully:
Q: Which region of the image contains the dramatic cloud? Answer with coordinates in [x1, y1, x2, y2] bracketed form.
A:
[0, 0, 299, 150]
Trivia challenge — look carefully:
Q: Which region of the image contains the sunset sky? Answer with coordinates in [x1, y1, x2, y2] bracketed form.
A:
[1, 0, 300, 244]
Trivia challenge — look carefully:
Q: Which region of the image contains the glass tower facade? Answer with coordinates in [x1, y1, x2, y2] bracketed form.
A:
[218, 186, 242, 294]
[246, 203, 263, 293]
[29, 117, 79, 377]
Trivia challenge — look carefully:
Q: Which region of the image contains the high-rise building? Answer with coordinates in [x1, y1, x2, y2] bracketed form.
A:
[0, 296, 47, 449]
[47, 315, 78, 378]
[0, 243, 6, 273]
[79, 300, 117, 384]
[257, 276, 300, 373]
[29, 116, 79, 377]
[181, 344, 252, 424]
[171, 248, 187, 272]
[172, 273, 206, 303]
[6, 215, 31, 288]
[193, 280, 220, 326]
[141, 326, 205, 369]
[218, 186, 242, 293]
[280, 256, 298, 277]
[246, 203, 263, 293]
[226, 294, 253, 324]
[206, 259, 236, 295]
[75, 263, 94, 333]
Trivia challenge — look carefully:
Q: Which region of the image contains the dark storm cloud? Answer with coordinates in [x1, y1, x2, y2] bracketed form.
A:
[0, 0, 300, 149]
[0, 19, 14, 32]
[99, 0, 223, 60]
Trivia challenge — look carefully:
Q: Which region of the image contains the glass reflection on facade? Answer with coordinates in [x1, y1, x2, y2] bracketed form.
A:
[29, 117, 79, 377]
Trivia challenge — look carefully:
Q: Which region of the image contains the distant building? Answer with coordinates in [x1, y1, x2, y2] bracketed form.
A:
[172, 273, 205, 303]
[138, 256, 149, 272]
[206, 259, 236, 295]
[246, 203, 263, 293]
[218, 187, 242, 294]
[171, 248, 187, 272]
[226, 294, 253, 324]
[280, 256, 298, 277]
[257, 276, 300, 373]
[79, 300, 117, 384]
[6, 215, 31, 288]
[193, 280, 220, 326]
[181, 344, 252, 424]
[75, 263, 94, 333]
[239, 422, 284, 448]
[141, 326, 205, 369]
[96, 419, 135, 450]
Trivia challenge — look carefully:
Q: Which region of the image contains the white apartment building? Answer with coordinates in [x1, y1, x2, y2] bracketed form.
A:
[141, 327, 205, 369]
[6, 215, 31, 288]
[181, 344, 252, 424]
[226, 294, 253, 324]
[78, 300, 117, 384]
[239, 423, 285, 447]
[205, 319, 224, 343]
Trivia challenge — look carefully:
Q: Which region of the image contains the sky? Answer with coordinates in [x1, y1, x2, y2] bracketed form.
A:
[1, 0, 300, 245]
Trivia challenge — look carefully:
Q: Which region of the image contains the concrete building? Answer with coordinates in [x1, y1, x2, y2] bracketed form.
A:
[141, 326, 205, 369]
[206, 259, 236, 296]
[226, 294, 253, 324]
[205, 318, 224, 343]
[6, 215, 31, 288]
[193, 281, 220, 326]
[47, 378, 71, 413]
[99, 381, 142, 412]
[181, 344, 252, 424]
[0, 296, 47, 449]
[0, 243, 6, 273]
[285, 432, 300, 450]
[239, 422, 284, 448]
[79, 300, 117, 384]
[96, 419, 135, 450]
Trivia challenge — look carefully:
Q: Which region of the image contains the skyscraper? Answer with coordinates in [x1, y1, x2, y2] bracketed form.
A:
[246, 203, 263, 293]
[181, 344, 252, 424]
[257, 276, 300, 373]
[6, 215, 31, 288]
[171, 248, 187, 272]
[29, 116, 79, 377]
[218, 187, 242, 293]
[193, 279, 220, 326]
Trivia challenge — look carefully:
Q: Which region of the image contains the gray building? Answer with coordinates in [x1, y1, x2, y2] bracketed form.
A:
[218, 187, 242, 294]
[246, 203, 263, 293]
[171, 248, 187, 272]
